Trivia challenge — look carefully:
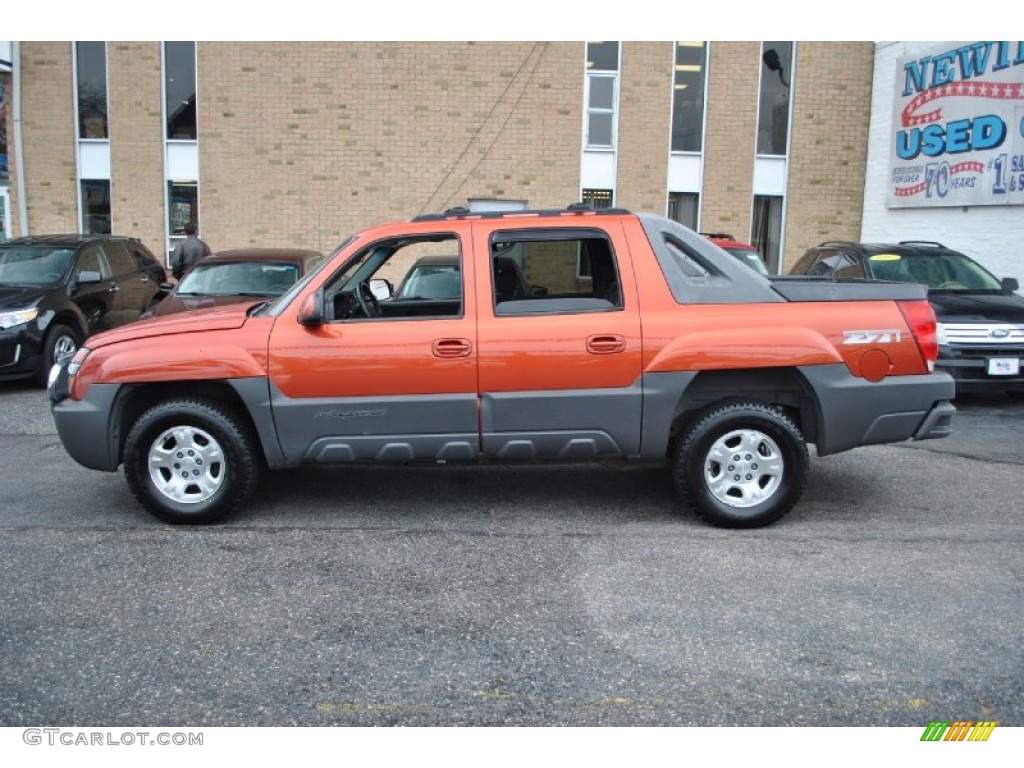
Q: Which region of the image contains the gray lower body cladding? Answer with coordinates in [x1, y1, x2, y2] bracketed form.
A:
[49, 364, 955, 473]
[799, 364, 955, 455]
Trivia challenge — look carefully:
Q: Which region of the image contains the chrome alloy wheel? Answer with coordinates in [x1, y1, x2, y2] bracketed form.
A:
[147, 425, 225, 503]
[53, 333, 78, 362]
[703, 428, 784, 508]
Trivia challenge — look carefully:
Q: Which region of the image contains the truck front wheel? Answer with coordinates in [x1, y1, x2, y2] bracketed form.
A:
[123, 398, 261, 524]
[673, 401, 809, 528]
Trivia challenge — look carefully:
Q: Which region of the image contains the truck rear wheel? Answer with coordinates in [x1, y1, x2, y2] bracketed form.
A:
[673, 401, 808, 528]
[123, 398, 261, 524]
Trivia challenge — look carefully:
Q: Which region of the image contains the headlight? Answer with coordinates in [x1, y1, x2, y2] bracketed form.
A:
[935, 322, 947, 346]
[68, 347, 90, 376]
[0, 308, 39, 330]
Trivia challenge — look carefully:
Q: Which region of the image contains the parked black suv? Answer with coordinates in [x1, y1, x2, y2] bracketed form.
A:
[0, 234, 166, 385]
[790, 241, 1023, 396]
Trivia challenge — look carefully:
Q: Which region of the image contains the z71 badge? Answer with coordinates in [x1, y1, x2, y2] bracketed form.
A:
[843, 329, 902, 344]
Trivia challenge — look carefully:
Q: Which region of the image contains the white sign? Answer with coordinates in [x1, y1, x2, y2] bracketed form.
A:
[888, 41, 1024, 208]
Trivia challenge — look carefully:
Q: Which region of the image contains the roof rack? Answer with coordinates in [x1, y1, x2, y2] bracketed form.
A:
[412, 202, 631, 222]
[699, 232, 736, 240]
[898, 240, 946, 248]
[817, 240, 859, 247]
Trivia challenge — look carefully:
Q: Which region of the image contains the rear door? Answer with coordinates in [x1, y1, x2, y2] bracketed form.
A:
[102, 240, 151, 323]
[472, 220, 643, 459]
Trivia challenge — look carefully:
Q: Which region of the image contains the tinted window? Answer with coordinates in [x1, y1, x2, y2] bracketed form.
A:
[101, 242, 135, 275]
[77, 244, 111, 278]
[165, 42, 197, 140]
[76, 41, 108, 139]
[490, 230, 621, 316]
[131, 244, 159, 269]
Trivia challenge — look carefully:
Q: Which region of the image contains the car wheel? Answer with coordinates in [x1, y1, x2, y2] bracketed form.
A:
[123, 398, 261, 524]
[673, 401, 809, 528]
[36, 323, 81, 387]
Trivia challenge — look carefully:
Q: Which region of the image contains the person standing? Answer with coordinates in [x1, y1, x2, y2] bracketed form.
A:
[171, 223, 211, 280]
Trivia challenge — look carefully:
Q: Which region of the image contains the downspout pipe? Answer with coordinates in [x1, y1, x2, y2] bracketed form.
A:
[12, 41, 28, 236]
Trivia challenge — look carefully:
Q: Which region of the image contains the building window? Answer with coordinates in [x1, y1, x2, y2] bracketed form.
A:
[167, 181, 199, 259]
[668, 192, 699, 230]
[81, 180, 111, 234]
[581, 188, 614, 209]
[671, 42, 707, 153]
[757, 42, 793, 156]
[585, 42, 619, 149]
[75, 42, 108, 139]
[575, 190, 615, 278]
[751, 195, 784, 273]
[165, 42, 197, 140]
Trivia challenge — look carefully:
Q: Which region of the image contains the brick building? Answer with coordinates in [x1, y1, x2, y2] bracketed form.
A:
[1, 41, 874, 272]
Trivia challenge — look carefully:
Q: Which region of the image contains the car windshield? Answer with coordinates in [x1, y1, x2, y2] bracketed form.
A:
[177, 261, 300, 296]
[261, 236, 354, 317]
[867, 252, 1002, 291]
[0, 246, 74, 286]
[723, 246, 769, 276]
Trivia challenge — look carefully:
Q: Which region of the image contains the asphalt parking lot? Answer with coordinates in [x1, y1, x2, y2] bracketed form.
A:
[0, 381, 1021, 726]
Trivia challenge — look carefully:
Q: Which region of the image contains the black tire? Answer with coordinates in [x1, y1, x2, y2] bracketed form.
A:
[673, 401, 809, 528]
[36, 323, 81, 387]
[123, 398, 261, 524]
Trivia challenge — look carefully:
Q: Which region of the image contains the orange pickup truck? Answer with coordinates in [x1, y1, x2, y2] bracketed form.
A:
[48, 205, 955, 528]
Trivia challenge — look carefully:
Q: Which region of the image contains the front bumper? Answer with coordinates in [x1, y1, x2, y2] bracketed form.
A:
[49, 375, 122, 471]
[937, 345, 1024, 392]
[0, 323, 44, 381]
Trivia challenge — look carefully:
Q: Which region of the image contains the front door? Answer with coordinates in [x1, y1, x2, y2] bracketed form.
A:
[267, 229, 479, 465]
[71, 243, 121, 332]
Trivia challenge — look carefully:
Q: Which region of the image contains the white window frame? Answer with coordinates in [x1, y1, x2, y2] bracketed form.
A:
[584, 72, 619, 150]
[161, 41, 201, 263]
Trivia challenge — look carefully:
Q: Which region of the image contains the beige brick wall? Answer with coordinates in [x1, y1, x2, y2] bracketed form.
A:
[108, 42, 167, 260]
[8, 41, 873, 272]
[702, 42, 761, 240]
[11, 43, 77, 236]
[616, 42, 672, 213]
[198, 41, 583, 254]
[784, 41, 873, 269]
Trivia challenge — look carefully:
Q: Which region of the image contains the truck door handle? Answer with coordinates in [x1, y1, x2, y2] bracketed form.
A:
[432, 338, 473, 358]
[587, 334, 625, 355]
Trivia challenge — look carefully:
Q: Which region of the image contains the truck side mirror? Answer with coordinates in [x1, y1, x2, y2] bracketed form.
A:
[297, 291, 325, 326]
[1001, 277, 1019, 294]
[369, 278, 393, 300]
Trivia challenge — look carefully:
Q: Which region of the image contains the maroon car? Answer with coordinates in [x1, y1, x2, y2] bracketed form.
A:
[143, 248, 323, 318]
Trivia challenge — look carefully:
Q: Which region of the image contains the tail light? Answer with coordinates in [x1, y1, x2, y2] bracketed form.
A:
[897, 300, 938, 370]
